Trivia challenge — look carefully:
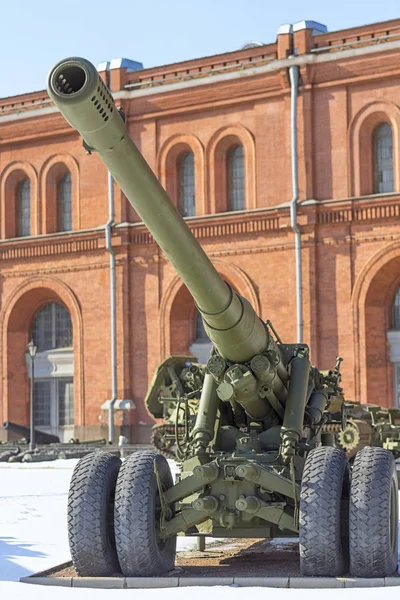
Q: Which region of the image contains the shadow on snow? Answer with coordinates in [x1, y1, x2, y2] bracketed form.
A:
[0, 536, 46, 581]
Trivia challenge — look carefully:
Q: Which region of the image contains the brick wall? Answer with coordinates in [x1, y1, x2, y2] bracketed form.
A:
[1, 19, 400, 440]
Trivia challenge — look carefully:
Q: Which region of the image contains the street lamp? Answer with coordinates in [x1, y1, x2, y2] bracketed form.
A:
[27, 339, 37, 452]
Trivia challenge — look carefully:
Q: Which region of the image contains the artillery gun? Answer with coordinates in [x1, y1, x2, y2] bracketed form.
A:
[145, 356, 205, 458]
[48, 58, 399, 579]
[325, 399, 400, 459]
[3, 421, 60, 444]
[147, 359, 400, 465]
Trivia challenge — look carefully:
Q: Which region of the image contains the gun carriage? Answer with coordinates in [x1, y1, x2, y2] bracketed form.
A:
[47, 58, 399, 579]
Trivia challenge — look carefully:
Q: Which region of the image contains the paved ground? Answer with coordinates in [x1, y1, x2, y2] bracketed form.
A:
[1, 459, 400, 599]
[47, 538, 303, 579]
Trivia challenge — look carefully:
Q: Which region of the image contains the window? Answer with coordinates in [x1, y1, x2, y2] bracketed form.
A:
[34, 378, 74, 428]
[228, 145, 245, 211]
[32, 302, 73, 352]
[17, 178, 30, 237]
[374, 123, 394, 194]
[179, 152, 195, 216]
[394, 363, 400, 408]
[58, 379, 74, 426]
[190, 311, 212, 364]
[195, 311, 210, 342]
[393, 286, 400, 330]
[34, 381, 52, 427]
[58, 172, 72, 231]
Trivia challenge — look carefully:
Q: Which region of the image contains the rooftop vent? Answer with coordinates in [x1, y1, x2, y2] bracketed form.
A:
[97, 58, 143, 73]
[241, 41, 264, 50]
[110, 58, 143, 72]
[277, 24, 293, 35]
[293, 21, 328, 35]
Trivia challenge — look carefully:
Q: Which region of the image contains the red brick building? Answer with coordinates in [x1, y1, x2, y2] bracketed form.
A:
[1, 18, 400, 442]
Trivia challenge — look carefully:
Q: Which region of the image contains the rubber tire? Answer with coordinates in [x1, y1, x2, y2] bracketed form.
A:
[68, 451, 121, 576]
[349, 446, 399, 577]
[114, 451, 177, 577]
[300, 446, 349, 576]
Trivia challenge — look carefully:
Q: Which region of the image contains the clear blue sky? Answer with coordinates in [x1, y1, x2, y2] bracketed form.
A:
[1, 0, 399, 98]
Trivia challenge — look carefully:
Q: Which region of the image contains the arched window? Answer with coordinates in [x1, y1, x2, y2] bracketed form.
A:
[17, 178, 30, 237]
[30, 302, 74, 434]
[32, 302, 73, 352]
[194, 311, 210, 342]
[179, 152, 195, 217]
[228, 145, 245, 210]
[393, 286, 400, 330]
[374, 123, 394, 194]
[58, 172, 72, 231]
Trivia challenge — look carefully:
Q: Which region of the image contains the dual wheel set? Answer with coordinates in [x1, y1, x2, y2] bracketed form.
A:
[68, 446, 399, 578]
[68, 451, 176, 577]
[300, 445, 399, 577]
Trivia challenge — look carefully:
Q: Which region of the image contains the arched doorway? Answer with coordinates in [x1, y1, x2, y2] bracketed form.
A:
[28, 302, 74, 440]
[357, 252, 400, 407]
[388, 285, 400, 407]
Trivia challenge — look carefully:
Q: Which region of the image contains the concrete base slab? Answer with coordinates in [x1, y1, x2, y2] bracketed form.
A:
[19, 560, 400, 589]
[20, 568, 400, 589]
[20, 577, 72, 587]
[72, 577, 125, 588]
[126, 577, 179, 588]
[234, 577, 289, 588]
[290, 577, 345, 588]
[179, 577, 234, 586]
[344, 578, 385, 588]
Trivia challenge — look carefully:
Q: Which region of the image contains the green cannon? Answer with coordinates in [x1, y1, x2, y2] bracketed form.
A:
[145, 356, 206, 459]
[147, 358, 400, 467]
[325, 397, 400, 459]
[48, 58, 399, 580]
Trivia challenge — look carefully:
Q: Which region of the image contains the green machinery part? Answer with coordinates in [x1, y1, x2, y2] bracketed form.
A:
[48, 58, 399, 580]
[145, 356, 206, 458]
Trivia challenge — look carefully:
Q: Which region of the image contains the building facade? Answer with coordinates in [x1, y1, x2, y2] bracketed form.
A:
[1, 18, 400, 442]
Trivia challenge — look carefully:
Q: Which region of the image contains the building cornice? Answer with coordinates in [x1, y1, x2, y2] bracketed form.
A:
[1, 35, 400, 126]
[121, 38, 400, 101]
[0, 193, 398, 263]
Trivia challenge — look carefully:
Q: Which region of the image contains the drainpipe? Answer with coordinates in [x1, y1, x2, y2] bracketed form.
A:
[100, 61, 118, 444]
[289, 64, 303, 344]
[106, 170, 117, 444]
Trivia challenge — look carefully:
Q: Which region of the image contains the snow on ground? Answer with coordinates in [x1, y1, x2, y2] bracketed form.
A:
[0, 459, 399, 599]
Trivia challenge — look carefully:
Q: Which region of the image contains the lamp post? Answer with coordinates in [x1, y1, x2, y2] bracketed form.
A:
[27, 339, 37, 452]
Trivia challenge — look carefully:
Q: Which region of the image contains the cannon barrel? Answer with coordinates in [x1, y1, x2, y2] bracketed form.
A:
[47, 58, 273, 364]
[3, 421, 60, 444]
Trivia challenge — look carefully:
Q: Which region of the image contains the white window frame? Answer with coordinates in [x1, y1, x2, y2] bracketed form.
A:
[374, 123, 394, 194]
[58, 172, 72, 232]
[393, 363, 400, 409]
[179, 152, 195, 217]
[17, 178, 31, 237]
[228, 145, 245, 211]
[32, 303, 73, 352]
[34, 377, 74, 430]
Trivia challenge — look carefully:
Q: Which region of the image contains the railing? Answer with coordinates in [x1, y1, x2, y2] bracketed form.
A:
[0, 231, 100, 261]
[0, 195, 398, 255]
[125, 50, 276, 91]
[0, 94, 52, 116]
[317, 194, 400, 224]
[129, 209, 281, 245]
[311, 25, 400, 54]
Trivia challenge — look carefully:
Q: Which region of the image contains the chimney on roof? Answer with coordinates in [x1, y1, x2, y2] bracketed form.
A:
[109, 58, 143, 72]
[96, 58, 143, 93]
[277, 23, 293, 59]
[293, 21, 328, 55]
